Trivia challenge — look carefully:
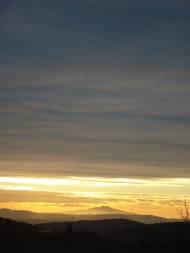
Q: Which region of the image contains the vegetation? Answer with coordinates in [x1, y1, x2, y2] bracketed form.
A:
[0, 216, 190, 253]
[177, 200, 190, 222]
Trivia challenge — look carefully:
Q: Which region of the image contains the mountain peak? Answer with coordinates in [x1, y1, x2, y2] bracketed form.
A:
[96, 205, 114, 210]
[73, 205, 130, 215]
[90, 205, 121, 212]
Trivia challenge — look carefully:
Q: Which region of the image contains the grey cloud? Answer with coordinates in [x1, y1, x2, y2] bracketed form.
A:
[0, 0, 190, 179]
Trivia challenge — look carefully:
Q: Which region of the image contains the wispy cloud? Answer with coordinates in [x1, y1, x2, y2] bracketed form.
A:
[0, 0, 190, 180]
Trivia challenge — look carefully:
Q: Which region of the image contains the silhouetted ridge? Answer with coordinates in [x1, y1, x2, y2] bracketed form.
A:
[0, 208, 176, 224]
[0, 216, 190, 253]
[38, 218, 144, 237]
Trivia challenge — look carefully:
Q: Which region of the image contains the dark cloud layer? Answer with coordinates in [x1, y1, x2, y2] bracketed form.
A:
[0, 0, 190, 178]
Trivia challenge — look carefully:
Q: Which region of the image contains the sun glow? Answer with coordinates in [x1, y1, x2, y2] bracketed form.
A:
[0, 185, 33, 191]
[0, 176, 190, 218]
[0, 176, 190, 191]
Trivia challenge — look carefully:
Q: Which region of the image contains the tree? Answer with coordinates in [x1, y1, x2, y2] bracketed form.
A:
[177, 200, 190, 222]
[65, 223, 73, 238]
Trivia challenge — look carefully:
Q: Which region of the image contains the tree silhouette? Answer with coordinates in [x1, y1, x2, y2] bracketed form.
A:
[65, 223, 73, 238]
[177, 200, 190, 222]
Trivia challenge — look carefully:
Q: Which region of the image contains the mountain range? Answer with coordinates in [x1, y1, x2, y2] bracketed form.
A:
[0, 206, 176, 224]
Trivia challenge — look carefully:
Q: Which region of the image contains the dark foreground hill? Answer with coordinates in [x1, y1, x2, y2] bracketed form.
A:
[38, 218, 144, 238]
[0, 216, 190, 253]
[0, 216, 38, 236]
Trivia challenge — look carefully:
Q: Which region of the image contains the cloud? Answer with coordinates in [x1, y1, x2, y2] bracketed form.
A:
[0, 0, 190, 179]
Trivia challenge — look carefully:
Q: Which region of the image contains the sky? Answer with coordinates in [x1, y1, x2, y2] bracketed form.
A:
[0, 0, 190, 218]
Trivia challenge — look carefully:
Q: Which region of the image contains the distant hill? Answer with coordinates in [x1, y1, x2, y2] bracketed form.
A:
[0, 208, 75, 224]
[38, 218, 144, 237]
[72, 205, 131, 215]
[38, 219, 190, 244]
[0, 216, 37, 237]
[0, 207, 176, 224]
[120, 221, 190, 245]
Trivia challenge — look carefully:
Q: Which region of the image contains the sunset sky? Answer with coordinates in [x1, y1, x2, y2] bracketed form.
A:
[0, 0, 190, 218]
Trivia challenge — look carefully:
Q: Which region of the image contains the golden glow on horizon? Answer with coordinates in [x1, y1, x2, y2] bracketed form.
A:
[0, 176, 190, 188]
[0, 185, 33, 191]
[0, 176, 189, 218]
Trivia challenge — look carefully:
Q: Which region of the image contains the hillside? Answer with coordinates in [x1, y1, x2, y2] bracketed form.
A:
[38, 218, 144, 237]
[0, 207, 175, 224]
[0, 208, 75, 224]
[71, 205, 130, 215]
[0, 216, 189, 253]
[0, 216, 37, 237]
